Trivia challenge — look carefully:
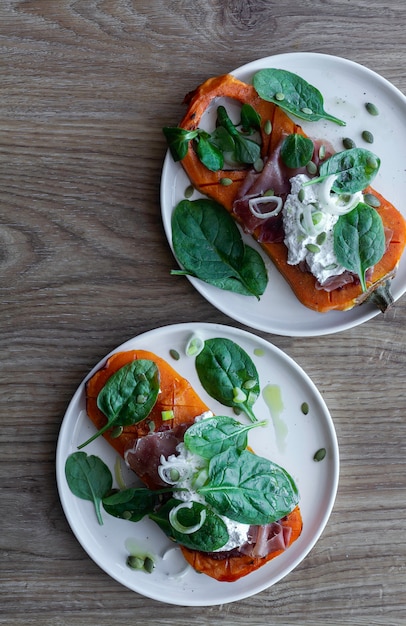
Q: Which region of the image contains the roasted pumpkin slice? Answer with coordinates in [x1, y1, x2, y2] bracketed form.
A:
[85, 349, 303, 582]
[177, 73, 406, 313]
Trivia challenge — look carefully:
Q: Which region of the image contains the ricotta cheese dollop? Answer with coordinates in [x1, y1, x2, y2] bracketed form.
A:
[158, 440, 250, 552]
[283, 174, 363, 285]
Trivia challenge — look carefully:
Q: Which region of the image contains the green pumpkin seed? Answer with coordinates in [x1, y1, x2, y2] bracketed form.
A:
[184, 184, 194, 199]
[342, 137, 356, 150]
[306, 161, 317, 175]
[275, 92, 285, 101]
[254, 157, 264, 172]
[127, 556, 145, 570]
[364, 192, 381, 208]
[365, 102, 379, 116]
[169, 348, 180, 360]
[220, 177, 233, 186]
[298, 188, 305, 202]
[316, 231, 327, 245]
[318, 144, 326, 160]
[301, 401, 309, 415]
[264, 119, 272, 135]
[362, 130, 374, 144]
[306, 243, 320, 254]
[301, 107, 313, 115]
[143, 556, 155, 574]
[110, 425, 123, 439]
[264, 188, 275, 196]
[313, 447, 327, 462]
[366, 155, 379, 170]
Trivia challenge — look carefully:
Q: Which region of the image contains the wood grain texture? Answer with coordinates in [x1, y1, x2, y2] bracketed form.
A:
[1, 1, 406, 624]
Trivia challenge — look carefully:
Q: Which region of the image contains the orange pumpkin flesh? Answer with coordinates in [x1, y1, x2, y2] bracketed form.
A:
[85, 349, 303, 581]
[178, 74, 406, 313]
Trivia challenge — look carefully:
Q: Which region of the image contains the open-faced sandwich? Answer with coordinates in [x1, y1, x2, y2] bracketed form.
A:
[164, 71, 406, 313]
[65, 347, 302, 582]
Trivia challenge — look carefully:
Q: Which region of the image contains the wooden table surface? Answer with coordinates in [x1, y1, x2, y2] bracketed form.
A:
[1, 2, 405, 625]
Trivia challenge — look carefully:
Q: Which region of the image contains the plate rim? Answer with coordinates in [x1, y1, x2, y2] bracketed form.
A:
[56, 321, 339, 606]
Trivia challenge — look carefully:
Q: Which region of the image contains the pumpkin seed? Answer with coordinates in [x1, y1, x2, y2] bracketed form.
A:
[254, 157, 264, 172]
[110, 425, 123, 439]
[184, 184, 194, 199]
[364, 192, 381, 208]
[220, 177, 233, 186]
[301, 107, 313, 115]
[275, 92, 285, 101]
[264, 188, 275, 196]
[365, 102, 379, 116]
[127, 556, 144, 570]
[306, 161, 317, 175]
[318, 144, 326, 160]
[316, 231, 327, 245]
[169, 348, 180, 360]
[313, 447, 327, 462]
[366, 155, 379, 170]
[264, 119, 272, 135]
[305, 243, 320, 254]
[143, 556, 155, 574]
[298, 188, 305, 202]
[342, 137, 356, 150]
[301, 402, 309, 415]
[362, 130, 374, 144]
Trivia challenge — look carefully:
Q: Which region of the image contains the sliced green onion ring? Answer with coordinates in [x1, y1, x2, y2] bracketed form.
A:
[317, 174, 363, 215]
[185, 334, 204, 357]
[248, 195, 283, 219]
[169, 502, 207, 534]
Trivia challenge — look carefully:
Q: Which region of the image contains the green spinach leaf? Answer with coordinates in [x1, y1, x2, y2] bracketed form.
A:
[78, 359, 160, 449]
[318, 148, 380, 193]
[198, 447, 299, 525]
[102, 487, 162, 522]
[334, 203, 385, 291]
[149, 498, 229, 552]
[195, 338, 260, 422]
[171, 199, 268, 298]
[253, 68, 346, 126]
[65, 452, 113, 525]
[184, 415, 266, 459]
[280, 133, 314, 168]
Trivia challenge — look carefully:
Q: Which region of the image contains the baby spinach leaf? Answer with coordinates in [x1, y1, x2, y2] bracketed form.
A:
[195, 338, 260, 422]
[253, 68, 346, 126]
[334, 203, 385, 292]
[162, 127, 198, 161]
[65, 452, 113, 525]
[319, 148, 380, 193]
[102, 487, 162, 522]
[280, 133, 314, 169]
[171, 199, 268, 298]
[207, 245, 268, 297]
[198, 447, 299, 525]
[184, 415, 267, 459]
[150, 498, 229, 552]
[78, 359, 160, 449]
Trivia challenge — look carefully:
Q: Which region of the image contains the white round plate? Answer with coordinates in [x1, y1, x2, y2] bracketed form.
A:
[56, 322, 339, 606]
[160, 53, 406, 336]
